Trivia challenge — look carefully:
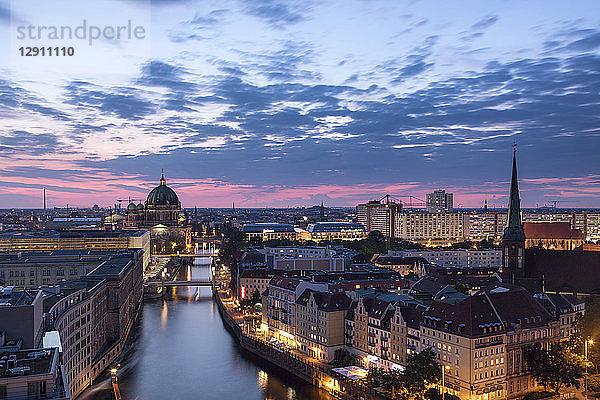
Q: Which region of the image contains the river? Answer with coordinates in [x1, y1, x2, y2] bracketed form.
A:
[80, 258, 332, 400]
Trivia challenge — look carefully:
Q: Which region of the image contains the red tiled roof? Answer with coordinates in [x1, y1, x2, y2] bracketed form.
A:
[523, 222, 584, 240]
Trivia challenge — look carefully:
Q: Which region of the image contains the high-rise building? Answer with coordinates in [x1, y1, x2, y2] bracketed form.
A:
[426, 190, 454, 213]
[356, 200, 401, 237]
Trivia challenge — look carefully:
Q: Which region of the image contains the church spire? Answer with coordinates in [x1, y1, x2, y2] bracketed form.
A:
[503, 148, 525, 241]
[160, 168, 166, 186]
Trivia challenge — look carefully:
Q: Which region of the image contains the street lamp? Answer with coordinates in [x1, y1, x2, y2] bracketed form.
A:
[585, 339, 594, 400]
[442, 364, 450, 400]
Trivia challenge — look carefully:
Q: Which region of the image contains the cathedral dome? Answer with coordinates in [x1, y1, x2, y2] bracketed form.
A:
[127, 202, 137, 212]
[146, 171, 181, 207]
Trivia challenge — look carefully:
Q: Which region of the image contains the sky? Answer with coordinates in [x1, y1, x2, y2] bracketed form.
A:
[0, 0, 599, 209]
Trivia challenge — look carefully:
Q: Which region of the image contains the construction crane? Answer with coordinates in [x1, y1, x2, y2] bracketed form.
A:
[377, 194, 426, 208]
[377, 194, 427, 252]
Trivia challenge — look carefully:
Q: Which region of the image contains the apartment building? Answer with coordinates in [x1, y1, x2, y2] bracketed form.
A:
[261, 277, 328, 347]
[356, 201, 401, 237]
[295, 289, 351, 361]
[533, 293, 585, 339]
[263, 246, 336, 259]
[238, 269, 276, 300]
[465, 213, 508, 241]
[427, 190, 454, 213]
[357, 204, 600, 243]
[420, 285, 561, 400]
[43, 250, 143, 398]
[395, 212, 466, 243]
[345, 293, 426, 371]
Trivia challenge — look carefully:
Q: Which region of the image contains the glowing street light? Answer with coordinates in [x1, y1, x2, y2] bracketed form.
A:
[442, 364, 450, 400]
[585, 339, 594, 400]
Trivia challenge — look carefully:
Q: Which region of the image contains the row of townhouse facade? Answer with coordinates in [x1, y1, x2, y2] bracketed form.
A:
[344, 285, 582, 400]
[261, 272, 584, 400]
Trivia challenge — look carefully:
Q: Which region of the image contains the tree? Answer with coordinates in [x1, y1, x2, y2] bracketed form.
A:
[250, 288, 262, 306]
[330, 348, 361, 367]
[402, 348, 441, 398]
[424, 388, 460, 400]
[573, 297, 600, 374]
[524, 343, 584, 394]
[241, 289, 262, 309]
[366, 366, 387, 389]
[587, 374, 600, 393]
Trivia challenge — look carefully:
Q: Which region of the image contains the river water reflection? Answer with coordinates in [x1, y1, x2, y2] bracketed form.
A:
[80, 259, 332, 400]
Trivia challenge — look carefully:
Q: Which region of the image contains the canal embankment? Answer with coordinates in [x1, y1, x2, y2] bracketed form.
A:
[213, 288, 386, 400]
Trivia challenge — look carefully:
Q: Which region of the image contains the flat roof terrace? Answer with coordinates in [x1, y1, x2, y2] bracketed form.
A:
[0, 348, 57, 378]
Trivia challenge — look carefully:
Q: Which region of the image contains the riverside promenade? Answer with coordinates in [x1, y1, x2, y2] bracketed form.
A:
[213, 287, 385, 400]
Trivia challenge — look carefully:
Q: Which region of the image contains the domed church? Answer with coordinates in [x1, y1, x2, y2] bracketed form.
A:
[124, 171, 191, 253]
[125, 170, 187, 228]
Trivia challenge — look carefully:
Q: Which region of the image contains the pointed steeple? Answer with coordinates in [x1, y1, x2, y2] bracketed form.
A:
[320, 200, 325, 221]
[159, 168, 166, 186]
[503, 148, 525, 241]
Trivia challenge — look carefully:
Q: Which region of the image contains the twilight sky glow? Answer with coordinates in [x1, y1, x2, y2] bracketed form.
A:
[0, 0, 599, 208]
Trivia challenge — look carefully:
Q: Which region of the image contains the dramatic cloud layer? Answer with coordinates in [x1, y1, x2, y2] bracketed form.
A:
[0, 0, 599, 208]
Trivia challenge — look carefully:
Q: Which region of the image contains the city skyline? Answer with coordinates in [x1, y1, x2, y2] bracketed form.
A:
[1, 0, 600, 208]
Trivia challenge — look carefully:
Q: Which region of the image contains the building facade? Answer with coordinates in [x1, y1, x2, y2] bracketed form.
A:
[0, 230, 150, 269]
[427, 190, 454, 213]
[394, 212, 466, 243]
[261, 277, 328, 348]
[44, 250, 143, 398]
[421, 286, 560, 400]
[295, 290, 351, 361]
[302, 222, 367, 242]
[356, 200, 401, 237]
[241, 223, 299, 242]
[390, 249, 502, 269]
[523, 222, 585, 250]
